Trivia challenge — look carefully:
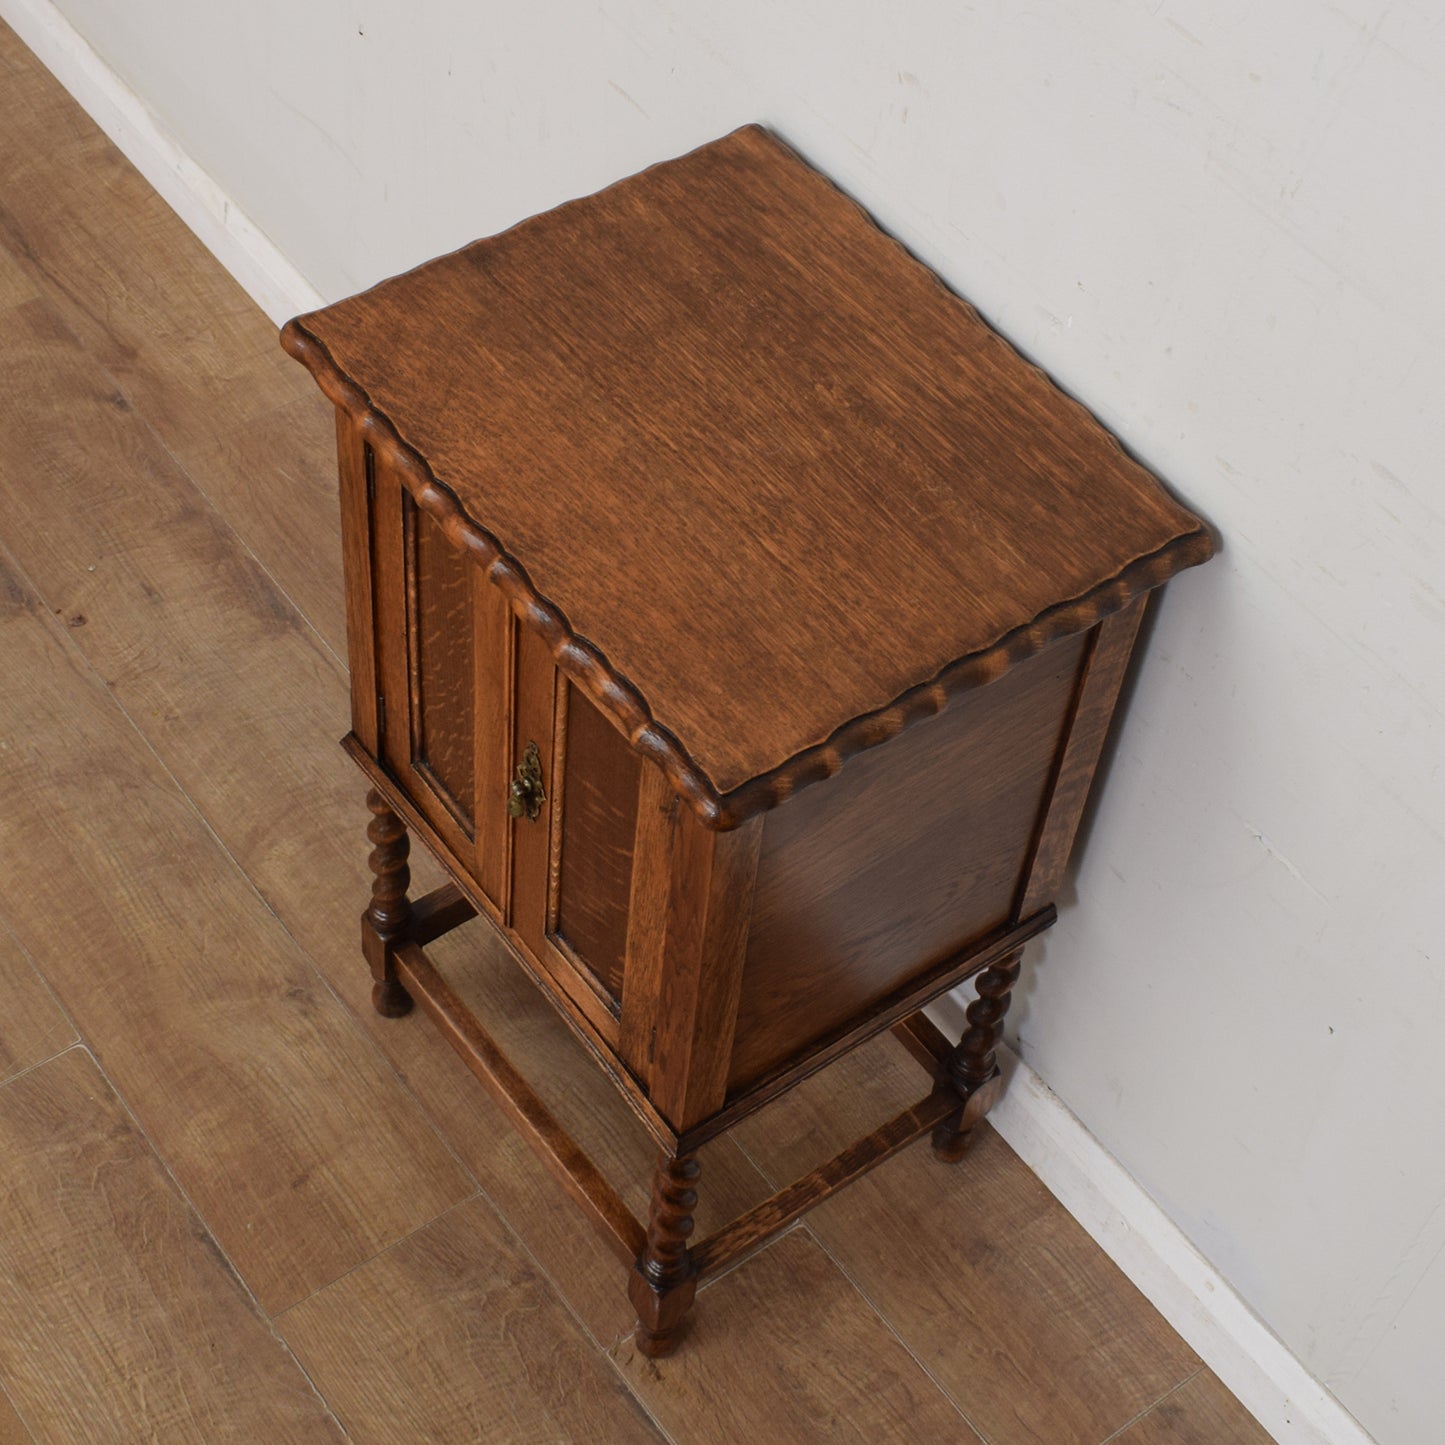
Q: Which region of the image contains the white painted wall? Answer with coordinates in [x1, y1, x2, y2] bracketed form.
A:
[26, 2, 1443, 1439]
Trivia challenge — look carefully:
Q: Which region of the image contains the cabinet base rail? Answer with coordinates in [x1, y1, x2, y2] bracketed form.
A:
[390, 887, 965, 1292]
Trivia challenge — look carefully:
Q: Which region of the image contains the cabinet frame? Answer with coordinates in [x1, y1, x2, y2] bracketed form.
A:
[337, 435, 1133, 1317]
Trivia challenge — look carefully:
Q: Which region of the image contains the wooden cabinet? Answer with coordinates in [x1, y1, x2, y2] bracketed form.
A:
[284, 124, 1214, 1354]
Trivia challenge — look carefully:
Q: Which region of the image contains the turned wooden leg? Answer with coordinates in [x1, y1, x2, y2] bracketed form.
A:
[361, 788, 414, 1018]
[931, 948, 1023, 1162]
[628, 1151, 701, 1357]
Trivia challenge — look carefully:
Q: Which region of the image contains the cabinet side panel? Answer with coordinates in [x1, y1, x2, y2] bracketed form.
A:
[554, 687, 642, 1000]
[729, 632, 1088, 1091]
[1019, 597, 1147, 914]
[334, 410, 378, 754]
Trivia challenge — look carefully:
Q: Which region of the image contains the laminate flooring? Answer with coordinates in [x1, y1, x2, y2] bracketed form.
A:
[0, 21, 1273, 1444]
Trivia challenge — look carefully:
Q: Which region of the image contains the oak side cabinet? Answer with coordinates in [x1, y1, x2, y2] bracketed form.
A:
[281, 125, 1213, 1355]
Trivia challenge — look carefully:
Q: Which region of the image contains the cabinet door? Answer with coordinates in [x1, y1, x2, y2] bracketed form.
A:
[361, 442, 632, 1049]
[366, 455, 509, 913]
[508, 633, 635, 1047]
[545, 679, 643, 1005]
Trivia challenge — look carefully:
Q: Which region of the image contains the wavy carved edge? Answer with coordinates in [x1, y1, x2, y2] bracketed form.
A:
[282, 317, 1213, 831]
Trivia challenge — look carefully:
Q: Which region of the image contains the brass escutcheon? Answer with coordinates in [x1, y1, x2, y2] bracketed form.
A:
[508, 740, 546, 822]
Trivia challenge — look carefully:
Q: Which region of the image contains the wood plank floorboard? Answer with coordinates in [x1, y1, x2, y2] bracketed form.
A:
[278, 1197, 663, 1443]
[0, 238, 36, 309]
[1110, 1370, 1275, 1445]
[0, 1386, 34, 1445]
[187, 391, 350, 659]
[0, 24, 333, 658]
[614, 1229, 981, 1442]
[0, 925, 76, 1085]
[0, 24, 300, 454]
[733, 1034, 1201, 1445]
[0, 17, 1278, 1444]
[0, 541, 472, 1315]
[0, 1048, 343, 1443]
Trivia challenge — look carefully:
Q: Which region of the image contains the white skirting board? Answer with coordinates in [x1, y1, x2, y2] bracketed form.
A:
[0, 0, 323, 325]
[0, 2, 1376, 1441]
[927, 996, 1374, 1445]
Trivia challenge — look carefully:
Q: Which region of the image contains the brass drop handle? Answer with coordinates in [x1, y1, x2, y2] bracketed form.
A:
[508, 740, 546, 821]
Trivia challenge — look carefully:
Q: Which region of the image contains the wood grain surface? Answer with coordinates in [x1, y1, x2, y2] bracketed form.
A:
[734, 1034, 1201, 1445]
[556, 683, 643, 998]
[614, 1229, 979, 1442]
[0, 927, 75, 1085]
[0, 22, 1261, 1444]
[285, 123, 1212, 827]
[410, 497, 478, 824]
[0, 28, 298, 473]
[0, 1388, 32, 1445]
[0, 524, 468, 1315]
[279, 1197, 661, 1444]
[0, 240, 36, 310]
[192, 391, 348, 659]
[732, 632, 1084, 1088]
[1112, 1370, 1275, 1444]
[0, 1049, 341, 1443]
[1019, 597, 1148, 914]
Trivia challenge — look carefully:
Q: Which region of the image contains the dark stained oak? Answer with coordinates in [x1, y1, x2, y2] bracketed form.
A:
[620, 769, 763, 1131]
[690, 1085, 957, 1278]
[677, 907, 1054, 1155]
[409, 496, 478, 826]
[555, 684, 643, 999]
[932, 949, 1024, 1160]
[629, 1152, 703, 1357]
[413, 914, 779, 1346]
[283, 124, 1212, 829]
[1019, 594, 1149, 913]
[362, 789, 415, 1018]
[730, 632, 1085, 1090]
[282, 125, 1215, 1352]
[470, 558, 514, 914]
[394, 939, 646, 1269]
[335, 412, 382, 756]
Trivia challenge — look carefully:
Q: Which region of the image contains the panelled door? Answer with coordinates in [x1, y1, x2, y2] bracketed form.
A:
[362, 437, 635, 1050]
[367, 460, 511, 920]
[507, 628, 638, 1049]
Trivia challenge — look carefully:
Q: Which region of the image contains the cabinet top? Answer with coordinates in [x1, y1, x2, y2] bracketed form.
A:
[283, 125, 1212, 829]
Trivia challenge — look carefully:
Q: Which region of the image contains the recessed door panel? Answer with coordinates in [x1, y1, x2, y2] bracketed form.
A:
[552, 686, 642, 1002]
[407, 494, 476, 834]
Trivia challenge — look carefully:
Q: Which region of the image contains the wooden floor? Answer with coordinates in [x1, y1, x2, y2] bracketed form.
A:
[0, 22, 1274, 1444]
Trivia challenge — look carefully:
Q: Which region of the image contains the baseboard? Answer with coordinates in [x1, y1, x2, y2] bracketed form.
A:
[0, 0, 323, 325]
[927, 996, 1374, 1445]
[4, 7, 1376, 1440]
